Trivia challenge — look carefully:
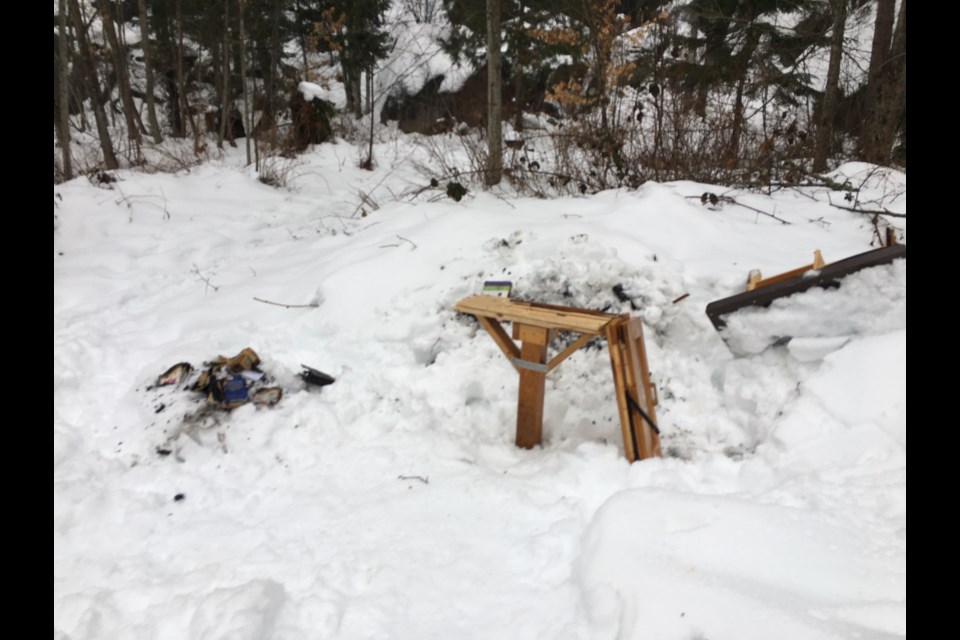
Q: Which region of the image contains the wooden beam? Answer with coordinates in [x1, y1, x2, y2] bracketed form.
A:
[514, 323, 552, 345]
[547, 333, 594, 372]
[516, 325, 549, 449]
[749, 251, 826, 291]
[475, 315, 520, 367]
[455, 295, 617, 335]
[624, 318, 662, 459]
[604, 319, 637, 462]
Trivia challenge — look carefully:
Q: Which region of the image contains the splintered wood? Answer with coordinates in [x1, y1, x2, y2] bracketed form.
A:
[454, 295, 661, 462]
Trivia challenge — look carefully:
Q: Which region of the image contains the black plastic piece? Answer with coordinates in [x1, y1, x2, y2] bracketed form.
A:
[300, 365, 336, 387]
[706, 244, 907, 332]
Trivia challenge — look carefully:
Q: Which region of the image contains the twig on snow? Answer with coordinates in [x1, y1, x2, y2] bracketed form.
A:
[687, 193, 791, 225]
[380, 235, 417, 250]
[253, 297, 319, 309]
[191, 264, 219, 294]
[398, 475, 429, 484]
[727, 198, 791, 225]
[827, 195, 907, 218]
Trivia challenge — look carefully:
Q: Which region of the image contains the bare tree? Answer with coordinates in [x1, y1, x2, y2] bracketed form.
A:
[100, 0, 143, 146]
[264, 0, 282, 134]
[484, 0, 502, 187]
[174, 0, 198, 140]
[813, 0, 847, 172]
[861, 0, 906, 165]
[238, 0, 252, 165]
[138, 0, 163, 143]
[68, 0, 119, 169]
[56, 0, 73, 179]
[219, 0, 232, 148]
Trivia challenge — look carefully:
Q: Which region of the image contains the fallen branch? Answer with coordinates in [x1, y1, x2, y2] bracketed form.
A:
[381, 235, 417, 250]
[253, 297, 319, 309]
[191, 264, 219, 294]
[727, 198, 791, 225]
[686, 194, 791, 224]
[827, 198, 907, 218]
[398, 475, 429, 484]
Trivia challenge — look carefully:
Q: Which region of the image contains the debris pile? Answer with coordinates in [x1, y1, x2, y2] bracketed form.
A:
[155, 348, 283, 410]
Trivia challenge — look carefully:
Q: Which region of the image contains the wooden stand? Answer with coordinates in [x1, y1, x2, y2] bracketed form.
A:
[454, 295, 661, 462]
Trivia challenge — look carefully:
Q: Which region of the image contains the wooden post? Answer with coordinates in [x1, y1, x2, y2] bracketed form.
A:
[605, 320, 637, 462]
[623, 318, 662, 458]
[515, 324, 549, 448]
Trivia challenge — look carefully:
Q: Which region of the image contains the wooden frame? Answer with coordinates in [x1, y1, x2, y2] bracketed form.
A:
[746, 250, 825, 291]
[455, 295, 661, 462]
[706, 244, 907, 333]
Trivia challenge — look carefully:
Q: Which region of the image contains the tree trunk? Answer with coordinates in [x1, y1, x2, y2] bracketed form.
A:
[264, 0, 281, 134]
[727, 22, 762, 169]
[867, 0, 895, 90]
[100, 0, 142, 145]
[512, 2, 526, 132]
[295, 0, 309, 75]
[729, 75, 746, 169]
[57, 0, 73, 180]
[861, 0, 895, 161]
[485, 0, 502, 187]
[346, 65, 362, 119]
[219, 0, 231, 148]
[365, 67, 375, 168]
[869, 0, 906, 165]
[238, 0, 252, 164]
[138, 0, 163, 143]
[813, 0, 847, 172]
[69, 0, 119, 169]
[175, 0, 193, 139]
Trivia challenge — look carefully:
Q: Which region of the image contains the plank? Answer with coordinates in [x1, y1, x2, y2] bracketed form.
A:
[750, 251, 826, 291]
[475, 315, 520, 367]
[624, 317, 662, 458]
[455, 295, 617, 335]
[604, 319, 637, 462]
[546, 333, 594, 372]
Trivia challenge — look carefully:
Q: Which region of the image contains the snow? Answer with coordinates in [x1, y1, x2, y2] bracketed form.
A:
[54, 136, 905, 639]
[298, 81, 334, 105]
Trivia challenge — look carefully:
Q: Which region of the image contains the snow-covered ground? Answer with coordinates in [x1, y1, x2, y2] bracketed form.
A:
[54, 138, 905, 640]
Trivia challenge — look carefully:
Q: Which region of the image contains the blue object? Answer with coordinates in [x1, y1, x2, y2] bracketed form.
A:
[222, 375, 249, 405]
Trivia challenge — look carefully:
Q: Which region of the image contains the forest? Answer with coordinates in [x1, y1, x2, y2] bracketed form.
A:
[53, 0, 906, 191]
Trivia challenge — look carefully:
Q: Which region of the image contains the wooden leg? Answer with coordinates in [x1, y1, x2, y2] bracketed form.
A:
[624, 318, 662, 459]
[605, 319, 637, 462]
[515, 325, 549, 449]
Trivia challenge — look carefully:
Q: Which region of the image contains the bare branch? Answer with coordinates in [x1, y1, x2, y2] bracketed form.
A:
[827, 195, 906, 218]
[191, 264, 219, 294]
[381, 235, 417, 250]
[253, 297, 319, 309]
[686, 194, 791, 224]
[396, 235, 417, 249]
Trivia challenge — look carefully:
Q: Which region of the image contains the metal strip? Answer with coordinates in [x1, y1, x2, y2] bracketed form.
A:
[511, 358, 549, 373]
